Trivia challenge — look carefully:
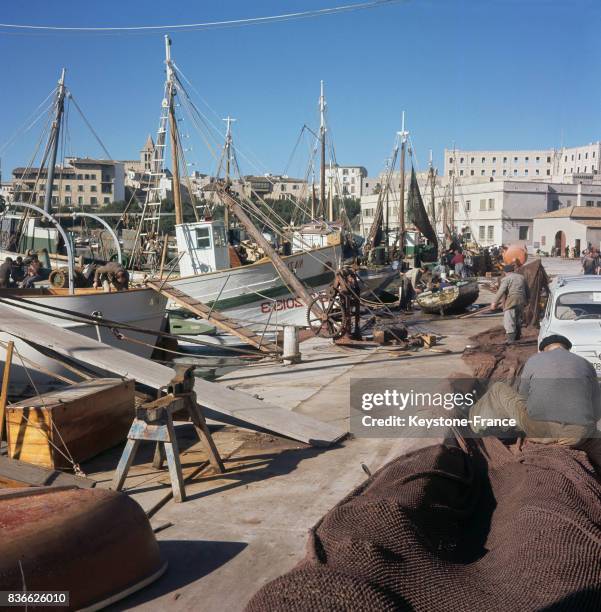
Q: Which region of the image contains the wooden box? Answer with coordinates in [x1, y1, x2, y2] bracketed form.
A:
[7, 378, 135, 470]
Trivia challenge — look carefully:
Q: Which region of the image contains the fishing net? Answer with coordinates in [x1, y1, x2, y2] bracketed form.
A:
[517, 259, 550, 327]
[246, 438, 601, 611]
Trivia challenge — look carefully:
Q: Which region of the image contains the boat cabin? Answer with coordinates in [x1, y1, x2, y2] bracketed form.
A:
[175, 220, 230, 276]
[291, 223, 341, 253]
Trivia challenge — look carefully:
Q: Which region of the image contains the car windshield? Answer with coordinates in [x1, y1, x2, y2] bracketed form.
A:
[555, 291, 601, 320]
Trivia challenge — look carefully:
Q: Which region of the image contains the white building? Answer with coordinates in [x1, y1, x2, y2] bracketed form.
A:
[325, 165, 368, 198]
[533, 207, 601, 255]
[444, 142, 601, 183]
[361, 177, 601, 249]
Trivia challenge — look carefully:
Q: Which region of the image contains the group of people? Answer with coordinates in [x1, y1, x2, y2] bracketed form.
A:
[442, 247, 472, 279]
[0, 254, 43, 289]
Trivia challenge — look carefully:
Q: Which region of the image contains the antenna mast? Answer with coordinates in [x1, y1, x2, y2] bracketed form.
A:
[43, 68, 66, 214]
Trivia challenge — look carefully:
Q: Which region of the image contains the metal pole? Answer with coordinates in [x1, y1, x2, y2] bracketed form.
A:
[71, 212, 122, 264]
[9, 202, 75, 293]
[43, 69, 66, 214]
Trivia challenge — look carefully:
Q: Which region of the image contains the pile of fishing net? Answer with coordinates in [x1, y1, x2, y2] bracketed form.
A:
[462, 325, 538, 380]
[247, 438, 601, 611]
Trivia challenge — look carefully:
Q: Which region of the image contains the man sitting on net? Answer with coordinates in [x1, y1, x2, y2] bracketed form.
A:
[469, 334, 601, 470]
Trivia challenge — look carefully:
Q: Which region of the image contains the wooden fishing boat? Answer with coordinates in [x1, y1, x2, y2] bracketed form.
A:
[416, 279, 479, 314]
[0, 486, 166, 610]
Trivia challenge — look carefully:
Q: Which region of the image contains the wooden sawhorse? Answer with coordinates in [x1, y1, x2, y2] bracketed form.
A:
[112, 367, 225, 502]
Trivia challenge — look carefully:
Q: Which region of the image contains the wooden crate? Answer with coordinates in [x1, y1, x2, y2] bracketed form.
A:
[6, 378, 135, 470]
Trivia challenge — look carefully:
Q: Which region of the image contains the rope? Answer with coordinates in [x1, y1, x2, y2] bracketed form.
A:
[0, 1, 405, 33]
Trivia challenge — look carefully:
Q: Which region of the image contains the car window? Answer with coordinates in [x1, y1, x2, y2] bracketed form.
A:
[555, 291, 601, 320]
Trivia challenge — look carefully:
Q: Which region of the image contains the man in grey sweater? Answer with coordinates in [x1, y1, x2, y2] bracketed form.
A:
[470, 334, 601, 470]
[490, 264, 530, 343]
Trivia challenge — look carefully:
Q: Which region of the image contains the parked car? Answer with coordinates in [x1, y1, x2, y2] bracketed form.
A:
[539, 275, 601, 375]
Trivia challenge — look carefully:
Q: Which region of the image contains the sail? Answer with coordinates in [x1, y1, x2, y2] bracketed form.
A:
[407, 167, 437, 248]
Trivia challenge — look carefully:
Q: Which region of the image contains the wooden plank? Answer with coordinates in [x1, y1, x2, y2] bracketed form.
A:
[0, 340, 14, 441]
[0, 455, 96, 488]
[145, 281, 281, 355]
[0, 304, 345, 446]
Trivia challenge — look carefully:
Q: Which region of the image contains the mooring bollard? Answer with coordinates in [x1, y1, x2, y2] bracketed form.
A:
[282, 325, 301, 365]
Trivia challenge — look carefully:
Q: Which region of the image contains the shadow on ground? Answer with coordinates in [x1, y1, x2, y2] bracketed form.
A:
[106, 539, 247, 610]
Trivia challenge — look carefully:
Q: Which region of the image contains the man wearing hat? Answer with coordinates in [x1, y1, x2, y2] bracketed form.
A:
[490, 264, 530, 343]
[469, 333, 601, 470]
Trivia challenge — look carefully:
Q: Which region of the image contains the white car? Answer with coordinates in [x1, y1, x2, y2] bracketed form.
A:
[539, 275, 601, 375]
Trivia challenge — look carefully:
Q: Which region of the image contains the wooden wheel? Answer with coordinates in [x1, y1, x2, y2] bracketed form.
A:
[307, 293, 347, 339]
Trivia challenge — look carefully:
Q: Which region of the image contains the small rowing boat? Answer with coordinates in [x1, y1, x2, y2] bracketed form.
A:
[416, 279, 479, 314]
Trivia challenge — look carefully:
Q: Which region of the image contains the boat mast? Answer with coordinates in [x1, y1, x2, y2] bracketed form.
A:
[165, 35, 183, 226]
[397, 111, 408, 254]
[223, 115, 236, 232]
[319, 80, 327, 221]
[450, 143, 456, 237]
[43, 68, 66, 214]
[328, 160, 334, 222]
[428, 149, 436, 224]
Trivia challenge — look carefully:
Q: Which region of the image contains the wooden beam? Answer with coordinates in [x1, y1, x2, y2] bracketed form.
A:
[0, 341, 14, 442]
[0, 304, 345, 446]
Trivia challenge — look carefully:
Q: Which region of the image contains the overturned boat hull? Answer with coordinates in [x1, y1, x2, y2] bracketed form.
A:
[0, 486, 166, 611]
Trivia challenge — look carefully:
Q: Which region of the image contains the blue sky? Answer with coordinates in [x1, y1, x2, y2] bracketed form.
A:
[1, 0, 600, 180]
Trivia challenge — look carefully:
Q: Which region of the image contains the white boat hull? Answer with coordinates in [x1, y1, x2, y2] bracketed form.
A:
[0, 288, 167, 395]
[169, 244, 342, 330]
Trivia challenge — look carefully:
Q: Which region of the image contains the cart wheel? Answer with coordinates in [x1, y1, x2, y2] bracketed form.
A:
[307, 294, 347, 339]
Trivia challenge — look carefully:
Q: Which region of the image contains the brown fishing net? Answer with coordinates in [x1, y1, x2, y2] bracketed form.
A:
[246, 438, 601, 611]
[462, 325, 538, 380]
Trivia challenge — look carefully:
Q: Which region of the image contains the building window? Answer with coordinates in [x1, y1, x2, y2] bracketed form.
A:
[480, 199, 487, 211]
[65, 184, 71, 191]
[481, 169, 485, 176]
[541, 235, 546, 245]
[460, 157, 464, 163]
[487, 226, 494, 240]
[64, 197, 71, 205]
[525, 169, 529, 175]
[503, 169, 507, 176]
[460, 170, 464, 176]
[84, 174, 90, 180]
[470, 170, 474, 176]
[481, 157, 485, 163]
[90, 174, 96, 180]
[565, 155, 568, 162]
[536, 156, 540, 162]
[90, 197, 97, 205]
[525, 156, 529, 162]
[479, 226, 485, 240]
[585, 152, 589, 159]
[513, 169, 518, 176]
[77, 174, 83, 179]
[78, 196, 83, 205]
[103, 197, 110, 204]
[90, 185, 97, 192]
[492, 169, 496, 176]
[488, 198, 495, 210]
[503, 157, 507, 163]
[514, 157, 518, 162]
[78, 185, 83, 192]
[449, 157, 454, 164]
[586, 200, 594, 207]
[519, 226, 528, 240]
[547, 156, 551, 163]
[578, 154, 581, 160]
[465, 200, 471, 211]
[492, 157, 496, 163]
[536, 169, 540, 175]
[342, 169, 348, 176]
[470, 157, 474, 163]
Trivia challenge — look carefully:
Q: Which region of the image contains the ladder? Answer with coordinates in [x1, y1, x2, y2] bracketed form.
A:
[146, 281, 282, 355]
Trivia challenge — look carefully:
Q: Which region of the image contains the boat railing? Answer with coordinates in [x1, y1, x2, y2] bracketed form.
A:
[7, 202, 75, 294]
